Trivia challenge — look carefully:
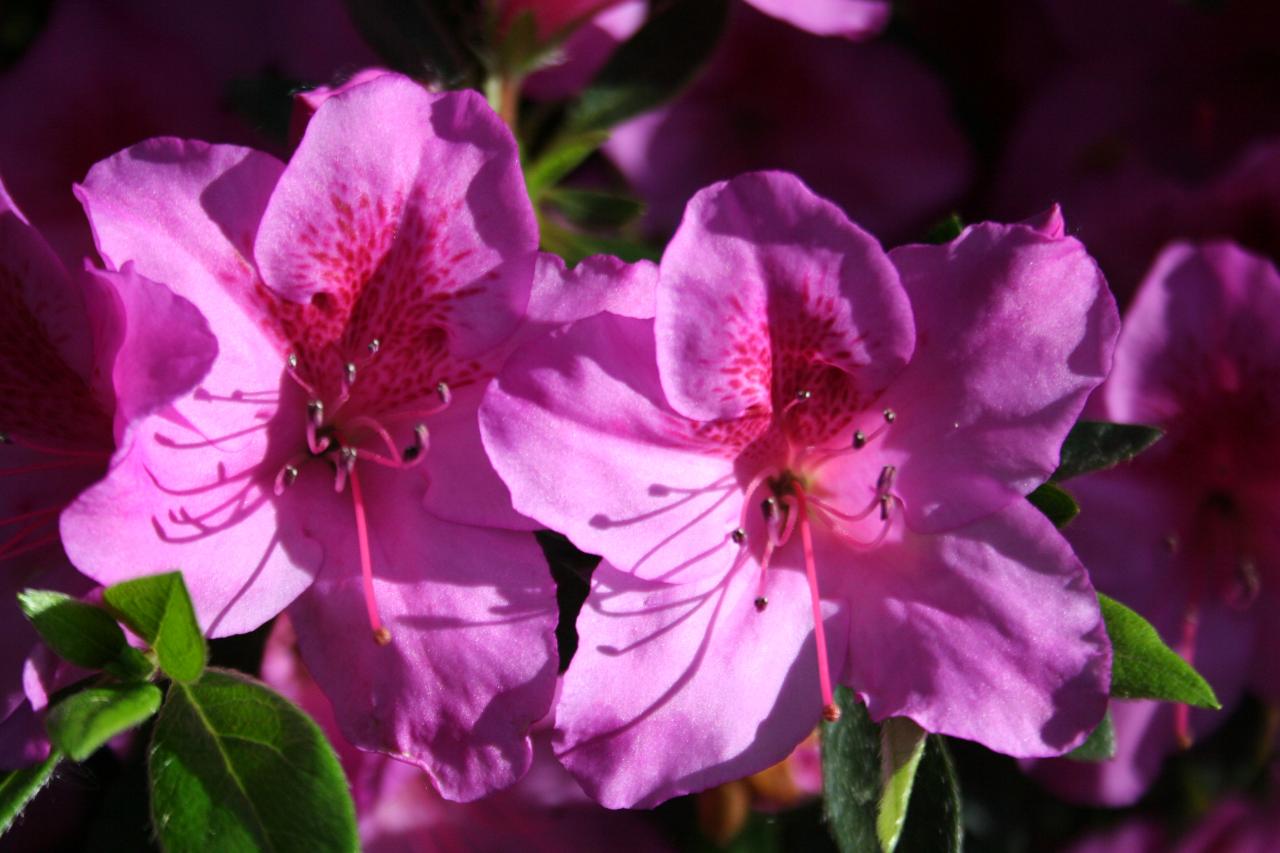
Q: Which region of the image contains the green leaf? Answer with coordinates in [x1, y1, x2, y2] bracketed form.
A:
[523, 129, 611, 199]
[1027, 482, 1080, 527]
[822, 689, 963, 853]
[544, 187, 646, 228]
[877, 718, 927, 853]
[565, 0, 729, 135]
[1053, 421, 1163, 481]
[17, 589, 153, 681]
[103, 573, 205, 684]
[923, 213, 965, 244]
[0, 751, 60, 835]
[895, 736, 962, 853]
[538, 214, 660, 266]
[342, 0, 483, 86]
[1100, 594, 1220, 708]
[1065, 710, 1117, 762]
[45, 683, 163, 762]
[821, 687, 880, 853]
[149, 668, 358, 853]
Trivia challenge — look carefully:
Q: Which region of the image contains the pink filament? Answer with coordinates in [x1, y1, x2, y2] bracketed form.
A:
[756, 539, 776, 601]
[736, 468, 776, 533]
[793, 484, 839, 722]
[349, 465, 390, 645]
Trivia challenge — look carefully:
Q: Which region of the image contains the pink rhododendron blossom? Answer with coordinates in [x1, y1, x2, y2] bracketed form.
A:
[604, 3, 970, 245]
[0, 177, 215, 767]
[496, 0, 626, 40]
[742, 0, 889, 39]
[1029, 241, 1280, 805]
[261, 616, 674, 852]
[500, 0, 887, 43]
[60, 73, 562, 799]
[481, 171, 1117, 807]
[522, 1, 647, 101]
[991, 1, 1280, 302]
[0, 0, 375, 265]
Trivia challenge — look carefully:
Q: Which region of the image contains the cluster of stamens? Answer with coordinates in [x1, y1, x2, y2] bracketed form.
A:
[274, 340, 452, 647]
[721, 391, 904, 722]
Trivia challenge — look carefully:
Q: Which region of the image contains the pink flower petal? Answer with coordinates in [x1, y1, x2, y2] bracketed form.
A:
[256, 77, 536, 361]
[884, 220, 1119, 532]
[835, 500, 1110, 757]
[482, 312, 743, 583]
[555, 558, 846, 808]
[284, 466, 557, 801]
[656, 171, 913, 424]
[743, 0, 889, 40]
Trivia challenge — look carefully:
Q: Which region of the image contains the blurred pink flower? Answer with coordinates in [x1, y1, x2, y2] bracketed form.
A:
[604, 3, 970, 245]
[1030, 241, 1280, 805]
[0, 177, 215, 767]
[991, 0, 1280, 302]
[0, 0, 375, 264]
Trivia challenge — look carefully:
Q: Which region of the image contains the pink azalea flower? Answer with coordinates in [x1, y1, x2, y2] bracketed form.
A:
[990, 1, 1280, 302]
[480, 171, 1117, 807]
[495, 0, 630, 40]
[0, 177, 215, 767]
[60, 73, 560, 799]
[499, 0, 887, 42]
[261, 616, 674, 852]
[522, 1, 647, 101]
[512, 0, 889, 102]
[604, 3, 970, 245]
[0, 0, 375, 264]
[1029, 241, 1280, 805]
[741, 0, 889, 39]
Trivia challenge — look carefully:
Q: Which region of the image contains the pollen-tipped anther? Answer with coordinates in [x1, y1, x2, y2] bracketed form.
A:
[403, 424, 429, 464]
[782, 389, 813, 416]
[340, 446, 358, 471]
[373, 627, 392, 646]
[852, 430, 867, 449]
[436, 381, 451, 405]
[883, 408, 896, 423]
[273, 463, 300, 494]
[761, 496, 778, 521]
[367, 338, 381, 355]
[307, 399, 325, 427]
[754, 596, 768, 611]
[344, 362, 358, 385]
[286, 353, 298, 370]
[731, 527, 747, 545]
